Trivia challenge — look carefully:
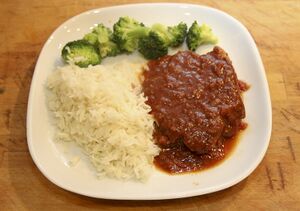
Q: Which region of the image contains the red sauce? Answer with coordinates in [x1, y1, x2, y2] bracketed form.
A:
[142, 47, 248, 174]
[238, 80, 250, 92]
[153, 124, 246, 174]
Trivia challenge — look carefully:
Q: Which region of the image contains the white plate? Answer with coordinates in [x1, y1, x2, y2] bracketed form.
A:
[27, 3, 272, 200]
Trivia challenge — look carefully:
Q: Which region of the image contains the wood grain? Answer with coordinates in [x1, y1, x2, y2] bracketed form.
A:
[1, 0, 300, 210]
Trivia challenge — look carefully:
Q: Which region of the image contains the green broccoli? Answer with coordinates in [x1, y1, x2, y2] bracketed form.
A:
[138, 22, 187, 59]
[83, 24, 121, 58]
[83, 33, 98, 45]
[138, 31, 168, 60]
[151, 22, 187, 47]
[113, 16, 150, 53]
[186, 21, 218, 51]
[61, 40, 101, 68]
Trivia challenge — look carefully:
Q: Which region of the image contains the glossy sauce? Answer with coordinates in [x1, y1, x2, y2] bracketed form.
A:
[153, 124, 246, 174]
[143, 47, 248, 174]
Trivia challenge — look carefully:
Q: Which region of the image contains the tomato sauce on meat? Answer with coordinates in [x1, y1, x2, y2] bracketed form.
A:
[142, 47, 248, 174]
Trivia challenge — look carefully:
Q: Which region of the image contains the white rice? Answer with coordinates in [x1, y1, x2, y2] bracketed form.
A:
[46, 61, 159, 181]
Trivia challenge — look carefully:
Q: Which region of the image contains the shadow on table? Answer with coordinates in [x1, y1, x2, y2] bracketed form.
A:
[7, 55, 248, 210]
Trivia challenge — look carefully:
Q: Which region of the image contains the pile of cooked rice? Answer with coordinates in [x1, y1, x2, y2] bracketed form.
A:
[46, 61, 159, 181]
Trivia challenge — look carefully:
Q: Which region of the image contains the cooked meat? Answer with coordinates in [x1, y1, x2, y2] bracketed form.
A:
[143, 47, 245, 155]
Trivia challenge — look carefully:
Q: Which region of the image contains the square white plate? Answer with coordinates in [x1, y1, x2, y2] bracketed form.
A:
[27, 3, 272, 200]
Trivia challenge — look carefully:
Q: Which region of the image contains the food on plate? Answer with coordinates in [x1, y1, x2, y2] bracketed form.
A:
[46, 61, 159, 181]
[187, 21, 218, 51]
[61, 16, 217, 67]
[112, 16, 150, 53]
[142, 47, 247, 173]
[50, 45, 248, 178]
[152, 22, 188, 47]
[50, 16, 244, 180]
[138, 22, 187, 59]
[61, 40, 101, 67]
[83, 23, 121, 58]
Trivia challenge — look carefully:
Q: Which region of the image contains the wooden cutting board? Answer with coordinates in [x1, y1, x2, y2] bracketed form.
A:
[0, 0, 299, 210]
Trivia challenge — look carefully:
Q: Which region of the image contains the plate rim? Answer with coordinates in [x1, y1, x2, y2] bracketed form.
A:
[26, 2, 272, 200]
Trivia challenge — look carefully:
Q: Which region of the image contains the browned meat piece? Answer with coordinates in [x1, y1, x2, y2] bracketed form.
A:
[143, 47, 245, 154]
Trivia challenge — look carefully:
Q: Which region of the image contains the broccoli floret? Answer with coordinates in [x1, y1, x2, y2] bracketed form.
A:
[138, 31, 168, 60]
[138, 22, 187, 59]
[113, 16, 150, 53]
[168, 22, 188, 47]
[61, 40, 101, 68]
[83, 24, 121, 58]
[151, 22, 187, 47]
[187, 21, 218, 51]
[83, 33, 98, 45]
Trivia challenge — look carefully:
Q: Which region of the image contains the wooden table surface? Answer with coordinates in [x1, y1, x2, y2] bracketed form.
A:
[1, 0, 299, 210]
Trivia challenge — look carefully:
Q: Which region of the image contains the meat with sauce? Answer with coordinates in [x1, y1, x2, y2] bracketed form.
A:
[142, 47, 247, 173]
